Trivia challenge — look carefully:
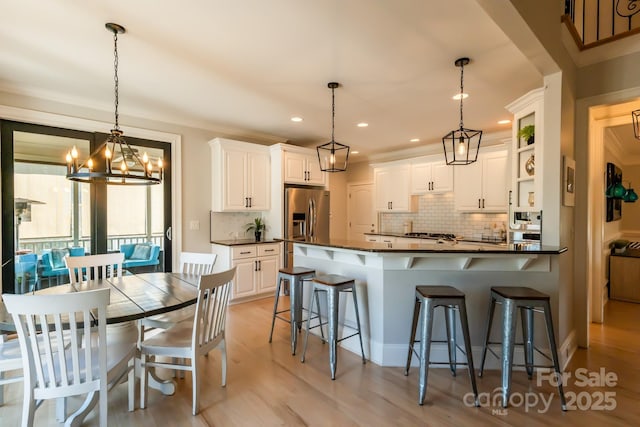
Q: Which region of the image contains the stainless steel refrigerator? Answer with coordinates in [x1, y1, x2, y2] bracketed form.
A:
[284, 186, 330, 267]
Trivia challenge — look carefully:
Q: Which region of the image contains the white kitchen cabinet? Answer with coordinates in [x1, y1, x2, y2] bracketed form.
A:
[506, 87, 544, 212]
[374, 164, 416, 212]
[283, 148, 325, 186]
[410, 158, 453, 194]
[212, 242, 281, 301]
[210, 138, 270, 212]
[365, 235, 380, 242]
[454, 149, 508, 212]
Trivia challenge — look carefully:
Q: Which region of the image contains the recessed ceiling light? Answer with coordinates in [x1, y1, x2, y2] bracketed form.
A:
[498, 119, 511, 125]
[452, 93, 468, 100]
[357, 122, 368, 128]
[410, 138, 420, 142]
[351, 151, 360, 154]
[291, 117, 303, 122]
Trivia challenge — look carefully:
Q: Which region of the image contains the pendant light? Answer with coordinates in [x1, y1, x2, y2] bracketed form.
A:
[66, 23, 162, 185]
[633, 109, 640, 140]
[442, 57, 482, 165]
[317, 82, 350, 172]
[624, 184, 639, 203]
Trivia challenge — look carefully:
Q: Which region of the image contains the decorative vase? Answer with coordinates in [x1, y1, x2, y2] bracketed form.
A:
[255, 231, 262, 242]
[528, 192, 535, 207]
[525, 155, 535, 176]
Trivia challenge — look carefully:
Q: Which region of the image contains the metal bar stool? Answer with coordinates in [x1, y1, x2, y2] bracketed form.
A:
[478, 286, 567, 410]
[269, 266, 322, 355]
[404, 286, 479, 406]
[300, 274, 366, 380]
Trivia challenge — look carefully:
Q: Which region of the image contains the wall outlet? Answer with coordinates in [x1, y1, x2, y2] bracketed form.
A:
[189, 220, 200, 231]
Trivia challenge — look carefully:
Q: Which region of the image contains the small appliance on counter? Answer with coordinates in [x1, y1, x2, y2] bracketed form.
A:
[508, 190, 541, 246]
[508, 210, 542, 245]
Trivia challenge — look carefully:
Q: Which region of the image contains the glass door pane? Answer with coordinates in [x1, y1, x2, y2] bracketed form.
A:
[106, 144, 165, 273]
[12, 131, 91, 293]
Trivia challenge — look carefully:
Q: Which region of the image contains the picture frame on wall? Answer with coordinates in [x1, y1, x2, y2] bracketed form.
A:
[563, 156, 575, 207]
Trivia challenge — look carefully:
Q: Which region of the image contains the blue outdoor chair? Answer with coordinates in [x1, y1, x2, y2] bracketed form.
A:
[119, 243, 161, 271]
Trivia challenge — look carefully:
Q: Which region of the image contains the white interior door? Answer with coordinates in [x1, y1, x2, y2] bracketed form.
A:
[348, 183, 375, 241]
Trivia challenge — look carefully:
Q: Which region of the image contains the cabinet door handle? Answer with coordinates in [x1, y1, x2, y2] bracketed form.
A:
[478, 199, 481, 208]
[240, 251, 251, 255]
[245, 197, 248, 208]
[482, 198, 485, 209]
[264, 249, 274, 252]
[390, 201, 393, 210]
[249, 197, 252, 208]
[254, 260, 258, 271]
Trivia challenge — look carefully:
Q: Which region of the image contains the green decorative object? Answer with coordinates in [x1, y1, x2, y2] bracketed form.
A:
[518, 125, 535, 145]
[246, 217, 266, 242]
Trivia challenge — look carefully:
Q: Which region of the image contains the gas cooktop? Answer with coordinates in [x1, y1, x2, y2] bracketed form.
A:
[404, 232, 457, 240]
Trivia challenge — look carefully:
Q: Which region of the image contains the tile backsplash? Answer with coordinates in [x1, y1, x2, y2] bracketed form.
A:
[210, 212, 258, 241]
[380, 193, 507, 240]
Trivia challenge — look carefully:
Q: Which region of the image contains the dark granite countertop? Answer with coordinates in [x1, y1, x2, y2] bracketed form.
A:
[364, 232, 507, 245]
[289, 237, 566, 254]
[211, 239, 282, 246]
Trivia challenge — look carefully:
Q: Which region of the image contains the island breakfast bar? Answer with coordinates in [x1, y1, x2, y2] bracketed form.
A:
[291, 239, 568, 369]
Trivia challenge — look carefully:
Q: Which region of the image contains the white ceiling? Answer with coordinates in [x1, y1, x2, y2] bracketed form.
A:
[0, 0, 543, 158]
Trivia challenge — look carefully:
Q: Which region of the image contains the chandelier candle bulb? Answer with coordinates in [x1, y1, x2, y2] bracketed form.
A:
[87, 158, 94, 171]
[71, 146, 79, 172]
[105, 147, 112, 173]
[66, 152, 72, 174]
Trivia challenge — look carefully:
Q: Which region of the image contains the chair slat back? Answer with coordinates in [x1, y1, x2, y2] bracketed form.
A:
[3, 288, 110, 401]
[180, 252, 217, 276]
[192, 267, 235, 354]
[65, 253, 125, 285]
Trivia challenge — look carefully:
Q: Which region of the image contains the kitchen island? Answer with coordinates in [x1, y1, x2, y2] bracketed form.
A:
[291, 238, 567, 368]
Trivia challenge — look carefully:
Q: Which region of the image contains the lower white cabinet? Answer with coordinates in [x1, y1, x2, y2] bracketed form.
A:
[212, 242, 281, 301]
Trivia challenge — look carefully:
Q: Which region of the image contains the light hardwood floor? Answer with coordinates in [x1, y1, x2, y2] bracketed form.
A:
[1, 297, 638, 426]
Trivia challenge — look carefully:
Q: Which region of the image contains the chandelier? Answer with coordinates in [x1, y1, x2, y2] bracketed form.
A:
[317, 82, 350, 172]
[633, 109, 640, 140]
[66, 23, 162, 185]
[441, 57, 482, 165]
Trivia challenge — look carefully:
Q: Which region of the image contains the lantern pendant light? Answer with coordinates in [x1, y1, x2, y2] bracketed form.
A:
[442, 57, 482, 165]
[66, 23, 162, 185]
[633, 109, 640, 140]
[317, 82, 350, 172]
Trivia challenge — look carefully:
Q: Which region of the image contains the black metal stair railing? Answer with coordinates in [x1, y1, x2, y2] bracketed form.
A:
[563, 0, 640, 49]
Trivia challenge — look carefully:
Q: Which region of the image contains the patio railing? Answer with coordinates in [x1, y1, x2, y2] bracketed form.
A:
[19, 234, 163, 255]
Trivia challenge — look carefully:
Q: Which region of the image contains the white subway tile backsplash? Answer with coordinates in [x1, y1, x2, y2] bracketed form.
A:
[380, 193, 507, 239]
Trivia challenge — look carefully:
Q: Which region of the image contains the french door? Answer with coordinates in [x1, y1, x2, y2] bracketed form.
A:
[1, 120, 172, 294]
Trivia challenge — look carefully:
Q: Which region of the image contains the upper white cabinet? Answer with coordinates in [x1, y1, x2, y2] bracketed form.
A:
[210, 138, 270, 212]
[410, 157, 453, 194]
[374, 164, 416, 212]
[506, 88, 544, 213]
[283, 148, 325, 186]
[454, 149, 508, 212]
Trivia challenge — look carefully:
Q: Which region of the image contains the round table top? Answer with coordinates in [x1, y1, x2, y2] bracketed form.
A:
[0, 272, 200, 330]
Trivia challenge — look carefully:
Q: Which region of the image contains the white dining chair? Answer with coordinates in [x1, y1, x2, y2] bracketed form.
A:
[140, 267, 235, 415]
[65, 252, 125, 285]
[0, 334, 23, 406]
[142, 252, 217, 330]
[3, 288, 136, 427]
[179, 252, 217, 275]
